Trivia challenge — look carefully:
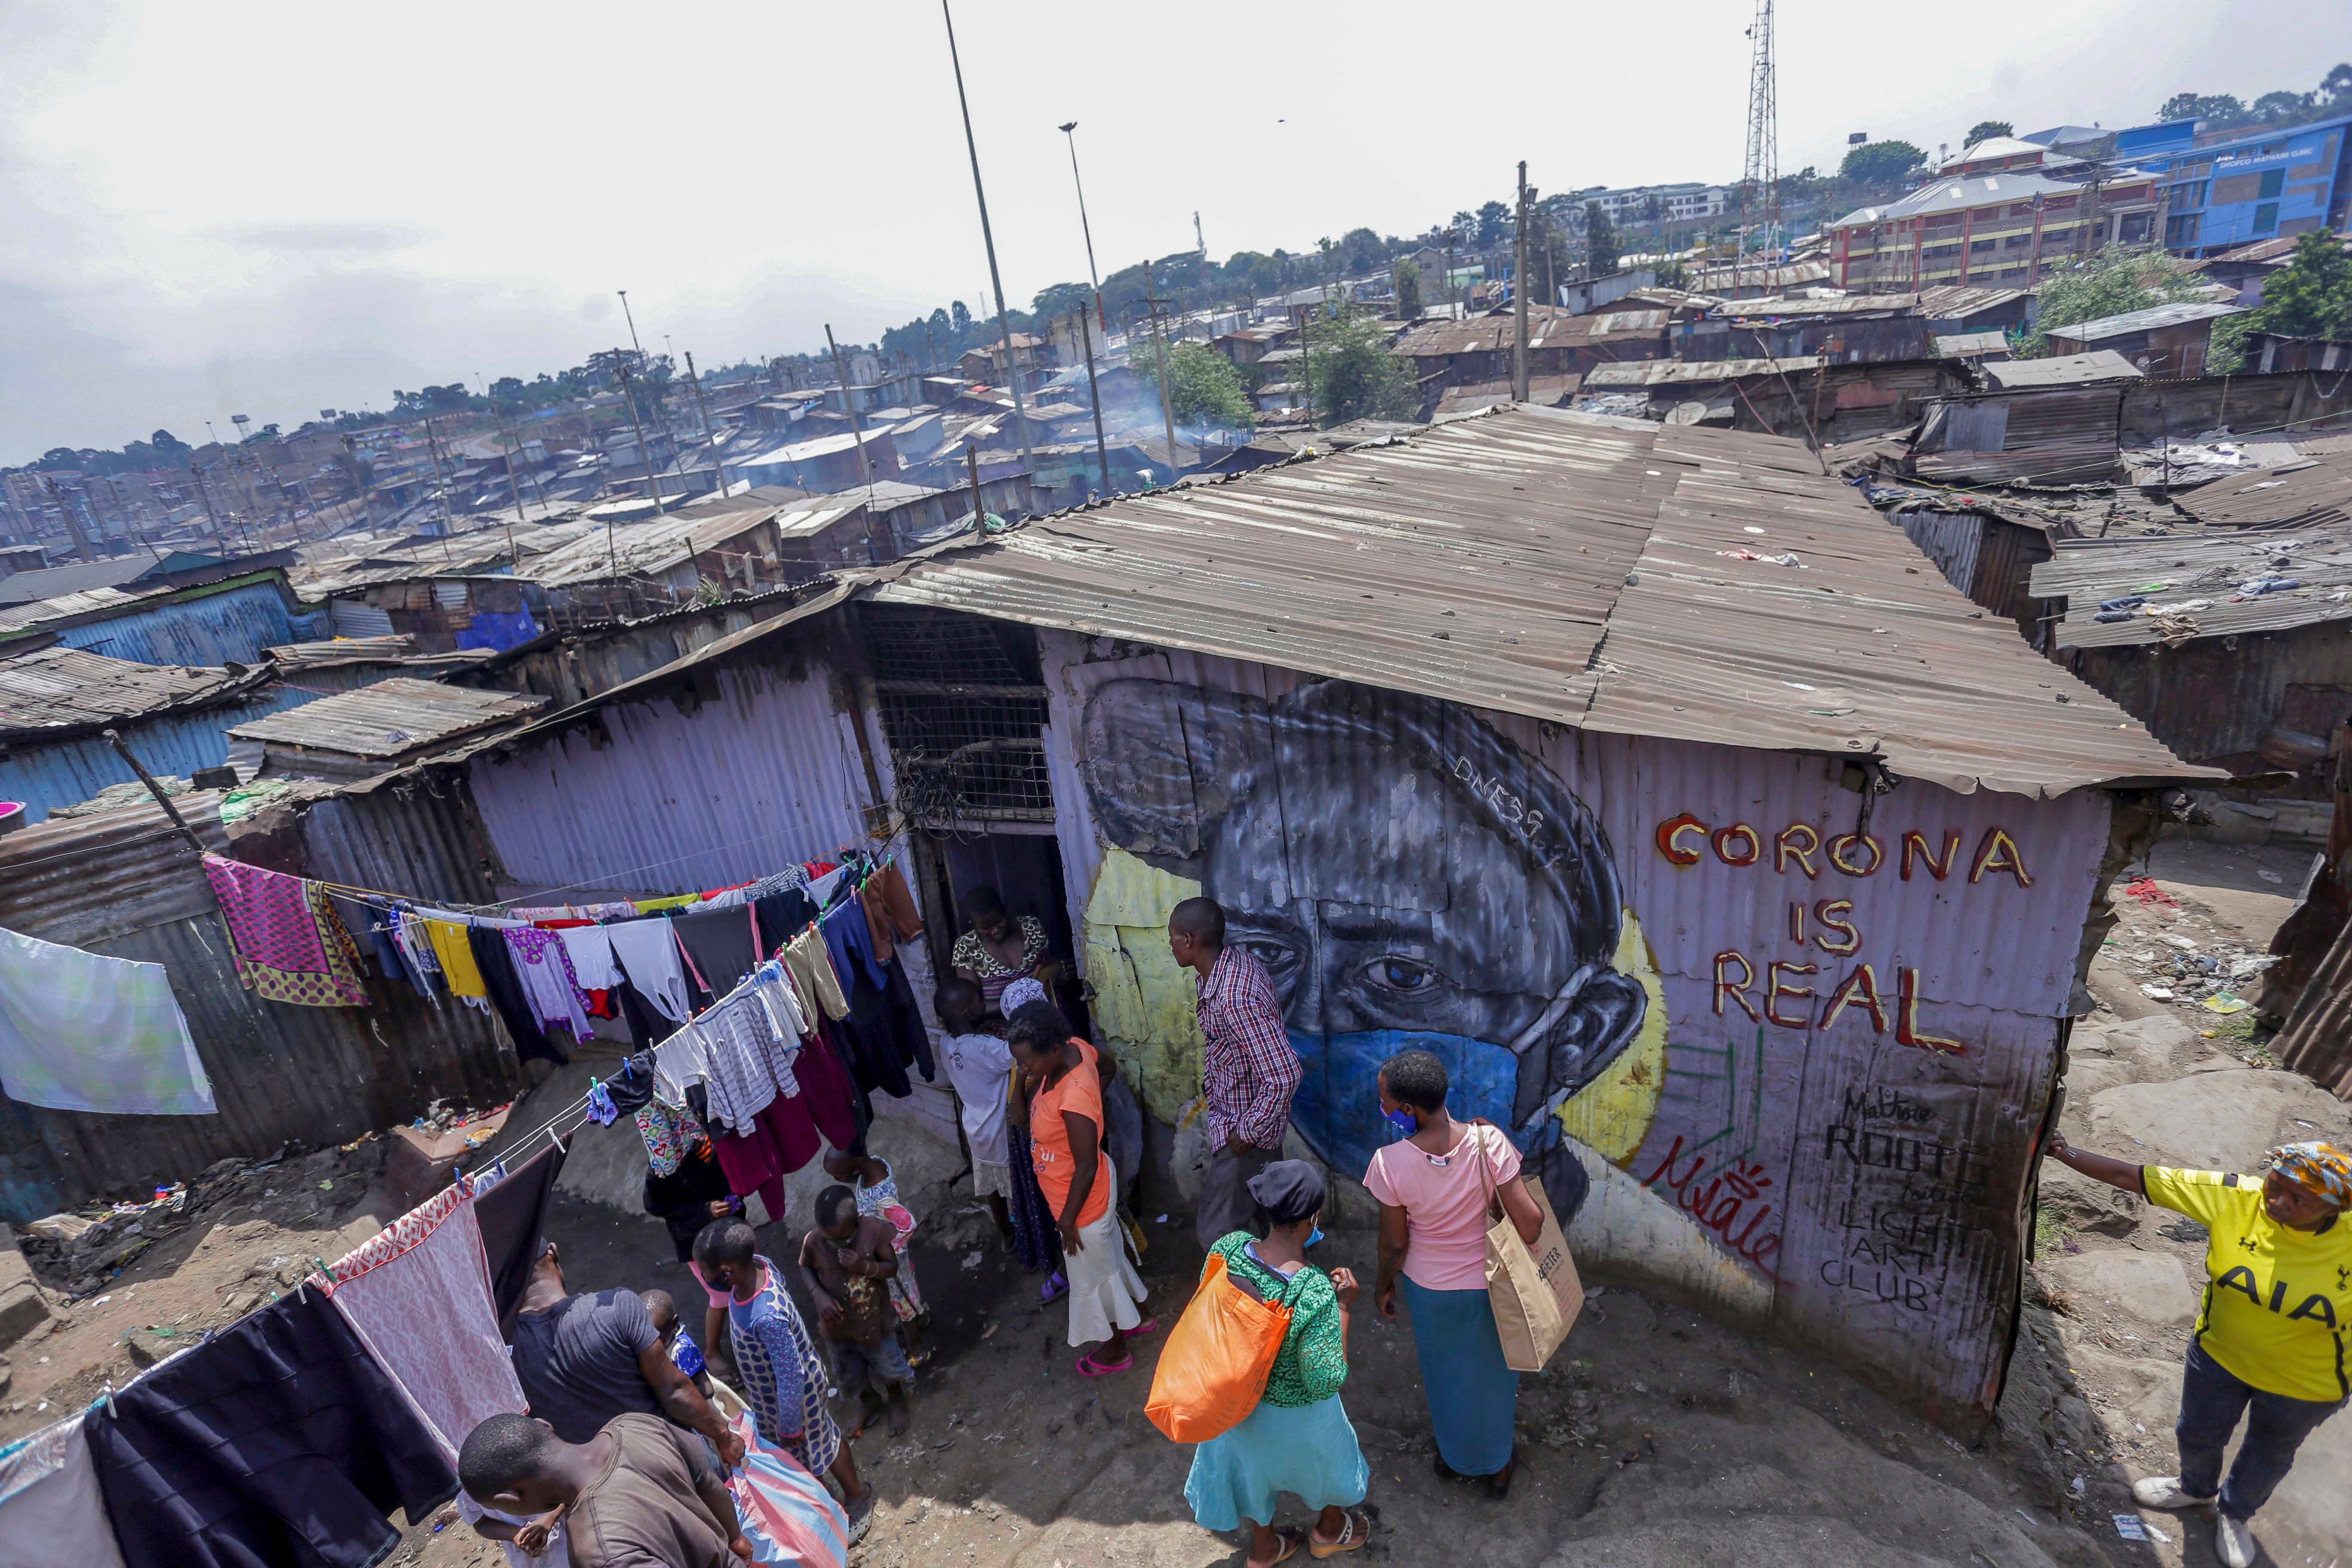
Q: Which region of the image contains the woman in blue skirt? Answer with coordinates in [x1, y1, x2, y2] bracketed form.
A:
[1365, 1050, 1546, 1499]
[1184, 1160, 1373, 1565]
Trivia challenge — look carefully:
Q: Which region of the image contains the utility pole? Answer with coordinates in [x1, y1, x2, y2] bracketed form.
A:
[612, 354, 668, 517]
[826, 324, 879, 501]
[189, 462, 222, 545]
[685, 351, 729, 496]
[418, 420, 457, 563]
[1057, 122, 1104, 327]
[1078, 301, 1111, 498]
[941, 0, 1035, 477]
[618, 290, 646, 358]
[965, 441, 986, 537]
[1513, 160, 1533, 402]
[1141, 259, 1179, 464]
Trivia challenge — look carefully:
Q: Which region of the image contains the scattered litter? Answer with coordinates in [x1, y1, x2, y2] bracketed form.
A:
[318, 1181, 333, 1192]
[2259, 870, 2285, 884]
[1783, 681, 1817, 691]
[2229, 955, 2278, 978]
[2070, 1475, 2086, 1495]
[1156, 1214, 1170, 1225]
[961, 1251, 982, 1270]
[2161, 934, 2199, 951]
[981, 1322, 998, 1340]
[2140, 986, 2176, 1001]
[2202, 992, 2248, 1015]
[2113, 1516, 2148, 1541]
[2099, 594, 2147, 614]
[94, 1295, 110, 1306]
[2239, 575, 2300, 596]
[2144, 1520, 2171, 1544]
[2122, 878, 2178, 908]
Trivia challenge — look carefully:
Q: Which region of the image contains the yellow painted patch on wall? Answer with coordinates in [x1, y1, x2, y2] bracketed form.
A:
[1080, 848, 1204, 1122]
[1554, 910, 1668, 1165]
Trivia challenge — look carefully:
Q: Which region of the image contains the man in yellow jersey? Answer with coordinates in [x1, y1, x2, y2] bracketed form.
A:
[2044, 1132, 2351, 1568]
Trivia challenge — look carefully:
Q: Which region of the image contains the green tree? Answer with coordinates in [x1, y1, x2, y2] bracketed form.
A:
[1839, 140, 1927, 185]
[951, 300, 973, 335]
[2156, 91, 2247, 128]
[1964, 119, 2014, 147]
[1339, 227, 1384, 275]
[1474, 200, 1510, 248]
[1393, 259, 1423, 322]
[2023, 245, 2206, 356]
[1583, 202, 1620, 279]
[1139, 343, 1253, 432]
[2211, 231, 2352, 371]
[1304, 305, 1419, 426]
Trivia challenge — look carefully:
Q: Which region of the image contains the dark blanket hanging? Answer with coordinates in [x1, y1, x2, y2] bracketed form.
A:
[475, 1139, 569, 1329]
[469, 925, 567, 1066]
[86, 1289, 458, 1568]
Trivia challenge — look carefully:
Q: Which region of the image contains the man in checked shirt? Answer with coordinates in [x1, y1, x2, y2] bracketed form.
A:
[1171, 896, 1304, 1248]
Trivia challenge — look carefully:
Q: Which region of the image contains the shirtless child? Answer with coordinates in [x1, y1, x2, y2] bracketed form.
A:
[799, 1185, 913, 1438]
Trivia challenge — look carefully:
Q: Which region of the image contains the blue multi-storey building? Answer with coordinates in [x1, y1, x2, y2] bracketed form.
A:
[2112, 114, 2352, 255]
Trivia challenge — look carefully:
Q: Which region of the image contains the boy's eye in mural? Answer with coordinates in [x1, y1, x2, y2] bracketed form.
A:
[1081, 676, 1649, 1216]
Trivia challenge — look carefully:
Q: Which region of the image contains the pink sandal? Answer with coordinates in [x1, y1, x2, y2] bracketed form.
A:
[1075, 1350, 1133, 1376]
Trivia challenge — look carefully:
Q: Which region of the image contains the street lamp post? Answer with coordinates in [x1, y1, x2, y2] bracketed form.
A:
[941, 0, 1035, 482]
[1059, 119, 1112, 495]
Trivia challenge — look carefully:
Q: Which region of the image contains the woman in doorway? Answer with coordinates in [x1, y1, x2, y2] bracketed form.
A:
[2044, 1132, 2351, 1568]
[1007, 999, 1153, 1375]
[1366, 1049, 1545, 1500]
[951, 885, 1054, 1014]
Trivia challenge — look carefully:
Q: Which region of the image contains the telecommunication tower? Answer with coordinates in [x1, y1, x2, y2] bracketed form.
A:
[1736, 0, 1779, 292]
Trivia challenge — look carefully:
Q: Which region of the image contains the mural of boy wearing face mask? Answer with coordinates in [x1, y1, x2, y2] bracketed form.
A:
[1081, 677, 1648, 1217]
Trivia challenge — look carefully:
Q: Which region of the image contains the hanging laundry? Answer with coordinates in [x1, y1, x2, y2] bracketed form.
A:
[602, 1053, 658, 1115]
[585, 1082, 619, 1126]
[753, 888, 818, 959]
[636, 1097, 708, 1177]
[0, 927, 213, 1116]
[786, 1023, 862, 1150]
[554, 924, 623, 991]
[0, 1409, 131, 1568]
[200, 854, 368, 1008]
[321, 1186, 524, 1462]
[606, 919, 694, 1023]
[711, 1102, 805, 1217]
[502, 928, 593, 1044]
[86, 1289, 457, 1568]
[423, 919, 486, 998]
[476, 1139, 567, 1329]
[821, 897, 888, 994]
[469, 926, 564, 1066]
[784, 927, 849, 1021]
[634, 893, 700, 914]
[860, 861, 925, 964]
[675, 906, 760, 1000]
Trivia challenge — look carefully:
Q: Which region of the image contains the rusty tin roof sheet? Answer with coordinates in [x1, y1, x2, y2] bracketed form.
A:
[869, 408, 2204, 798]
[226, 677, 546, 758]
[2032, 523, 2352, 648]
[2173, 453, 2352, 531]
[1586, 356, 1824, 387]
[0, 646, 274, 741]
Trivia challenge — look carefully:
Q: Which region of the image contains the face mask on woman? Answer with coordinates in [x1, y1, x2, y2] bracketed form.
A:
[1381, 1106, 1419, 1141]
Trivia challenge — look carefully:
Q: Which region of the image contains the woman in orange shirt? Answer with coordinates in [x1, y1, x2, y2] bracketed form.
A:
[1008, 1000, 1155, 1376]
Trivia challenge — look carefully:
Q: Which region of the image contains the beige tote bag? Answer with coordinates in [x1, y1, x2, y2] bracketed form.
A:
[1478, 1138, 1584, 1372]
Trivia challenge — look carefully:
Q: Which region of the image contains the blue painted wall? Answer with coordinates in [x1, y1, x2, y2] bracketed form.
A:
[49, 579, 327, 668]
[0, 684, 328, 822]
[2136, 116, 2352, 254]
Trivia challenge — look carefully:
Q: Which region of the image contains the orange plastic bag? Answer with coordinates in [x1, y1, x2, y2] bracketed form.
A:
[1145, 1251, 1292, 1443]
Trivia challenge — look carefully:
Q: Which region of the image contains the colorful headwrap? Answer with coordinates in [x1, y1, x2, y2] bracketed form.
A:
[2265, 1141, 2352, 1209]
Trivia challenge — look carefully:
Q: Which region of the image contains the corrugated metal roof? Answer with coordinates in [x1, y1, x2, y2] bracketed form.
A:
[1976, 351, 2144, 388]
[226, 676, 547, 758]
[1586, 356, 1822, 387]
[2174, 453, 2352, 530]
[1393, 306, 1667, 358]
[0, 556, 167, 605]
[1935, 331, 2010, 358]
[0, 583, 154, 633]
[0, 646, 274, 740]
[265, 634, 417, 664]
[868, 408, 2205, 798]
[2031, 525, 2352, 648]
[1709, 293, 1920, 321]
[522, 506, 784, 587]
[2051, 301, 2244, 341]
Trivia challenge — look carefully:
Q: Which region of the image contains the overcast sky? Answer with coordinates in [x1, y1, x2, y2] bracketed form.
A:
[0, 0, 2330, 464]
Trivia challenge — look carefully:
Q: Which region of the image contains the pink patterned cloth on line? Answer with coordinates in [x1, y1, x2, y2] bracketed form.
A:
[320, 1185, 525, 1461]
[202, 854, 368, 1008]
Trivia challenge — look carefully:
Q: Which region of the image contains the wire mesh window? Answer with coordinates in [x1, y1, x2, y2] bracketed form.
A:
[860, 606, 1053, 826]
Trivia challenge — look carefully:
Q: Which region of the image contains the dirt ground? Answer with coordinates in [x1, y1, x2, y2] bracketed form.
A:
[9, 831, 2347, 1568]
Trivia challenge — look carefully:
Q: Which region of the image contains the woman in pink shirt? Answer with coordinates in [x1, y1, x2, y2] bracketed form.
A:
[1363, 1049, 1544, 1499]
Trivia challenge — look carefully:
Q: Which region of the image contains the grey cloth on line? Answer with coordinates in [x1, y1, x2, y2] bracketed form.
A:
[607, 919, 694, 1024]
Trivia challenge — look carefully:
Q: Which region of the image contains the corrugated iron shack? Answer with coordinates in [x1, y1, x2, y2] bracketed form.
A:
[1583, 357, 1966, 443]
[0, 784, 518, 1221]
[2030, 455, 2352, 784]
[0, 569, 325, 667]
[227, 677, 548, 781]
[0, 646, 327, 822]
[366, 409, 2205, 1429]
